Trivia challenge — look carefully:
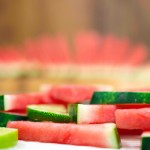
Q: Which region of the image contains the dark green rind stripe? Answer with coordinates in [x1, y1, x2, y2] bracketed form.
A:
[141, 136, 150, 150]
[0, 112, 27, 127]
[0, 95, 4, 110]
[68, 104, 78, 123]
[27, 108, 71, 123]
[91, 92, 150, 104]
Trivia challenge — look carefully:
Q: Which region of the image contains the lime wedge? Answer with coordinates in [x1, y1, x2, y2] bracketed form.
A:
[27, 104, 71, 123]
[0, 127, 18, 148]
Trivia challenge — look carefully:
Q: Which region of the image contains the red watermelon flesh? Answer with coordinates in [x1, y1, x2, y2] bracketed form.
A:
[40, 85, 63, 104]
[51, 35, 71, 64]
[118, 129, 143, 135]
[7, 121, 120, 148]
[74, 32, 101, 64]
[116, 108, 150, 130]
[118, 129, 143, 136]
[23, 40, 39, 62]
[40, 85, 69, 109]
[0, 47, 23, 63]
[112, 38, 130, 65]
[98, 35, 118, 65]
[33, 36, 53, 64]
[4, 93, 44, 111]
[49, 85, 112, 104]
[77, 105, 116, 124]
[126, 44, 148, 66]
[6, 109, 27, 115]
[35, 35, 71, 65]
[50, 85, 90, 104]
[116, 104, 150, 109]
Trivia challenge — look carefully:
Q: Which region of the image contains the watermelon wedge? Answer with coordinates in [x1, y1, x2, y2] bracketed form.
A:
[7, 121, 121, 148]
[68, 104, 116, 124]
[0, 93, 44, 111]
[115, 108, 150, 130]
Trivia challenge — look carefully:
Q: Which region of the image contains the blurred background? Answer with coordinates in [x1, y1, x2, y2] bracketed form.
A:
[0, 0, 150, 93]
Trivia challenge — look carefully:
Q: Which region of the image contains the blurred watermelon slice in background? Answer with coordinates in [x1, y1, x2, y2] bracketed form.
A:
[74, 31, 101, 64]
[0, 32, 149, 91]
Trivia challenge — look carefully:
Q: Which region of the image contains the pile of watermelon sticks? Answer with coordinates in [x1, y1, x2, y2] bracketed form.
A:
[0, 84, 150, 149]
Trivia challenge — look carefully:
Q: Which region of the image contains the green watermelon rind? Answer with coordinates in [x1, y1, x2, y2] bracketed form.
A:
[27, 105, 71, 123]
[0, 95, 4, 110]
[141, 132, 150, 150]
[0, 95, 18, 111]
[91, 91, 150, 104]
[0, 112, 27, 127]
[68, 104, 78, 123]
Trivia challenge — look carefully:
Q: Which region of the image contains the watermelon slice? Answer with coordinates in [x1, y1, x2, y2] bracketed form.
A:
[0, 127, 18, 148]
[115, 108, 150, 130]
[0, 93, 44, 111]
[7, 121, 121, 148]
[68, 104, 116, 124]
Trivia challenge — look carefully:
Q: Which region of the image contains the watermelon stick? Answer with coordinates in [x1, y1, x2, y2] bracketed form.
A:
[7, 121, 121, 149]
[68, 104, 116, 124]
